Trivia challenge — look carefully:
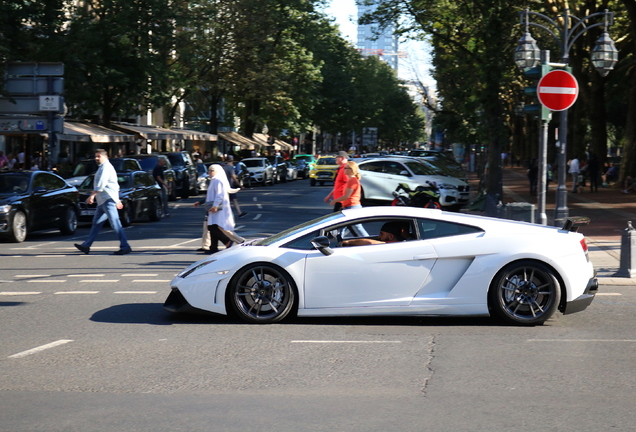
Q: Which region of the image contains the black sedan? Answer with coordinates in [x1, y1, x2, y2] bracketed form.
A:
[77, 171, 163, 226]
[0, 170, 79, 242]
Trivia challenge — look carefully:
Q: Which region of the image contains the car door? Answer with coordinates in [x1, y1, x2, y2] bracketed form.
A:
[358, 161, 389, 200]
[303, 219, 438, 309]
[29, 172, 66, 229]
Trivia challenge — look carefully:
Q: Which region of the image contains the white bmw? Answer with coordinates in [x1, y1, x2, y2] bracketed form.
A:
[164, 207, 597, 326]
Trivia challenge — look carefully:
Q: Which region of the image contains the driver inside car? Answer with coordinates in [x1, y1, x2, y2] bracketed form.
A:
[341, 221, 406, 246]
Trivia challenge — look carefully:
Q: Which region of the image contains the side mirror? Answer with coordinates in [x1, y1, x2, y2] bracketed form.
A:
[310, 236, 334, 256]
[399, 170, 411, 177]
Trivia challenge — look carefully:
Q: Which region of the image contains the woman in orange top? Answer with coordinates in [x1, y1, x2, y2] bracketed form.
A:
[329, 161, 362, 209]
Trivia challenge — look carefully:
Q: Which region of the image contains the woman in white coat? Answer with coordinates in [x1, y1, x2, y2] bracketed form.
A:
[205, 164, 236, 254]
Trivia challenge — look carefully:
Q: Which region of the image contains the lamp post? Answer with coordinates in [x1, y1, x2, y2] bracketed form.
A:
[515, 8, 618, 227]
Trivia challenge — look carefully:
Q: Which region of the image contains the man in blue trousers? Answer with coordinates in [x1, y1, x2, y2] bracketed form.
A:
[74, 149, 132, 255]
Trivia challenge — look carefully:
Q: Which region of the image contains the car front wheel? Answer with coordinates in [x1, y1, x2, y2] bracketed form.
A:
[488, 260, 561, 326]
[9, 210, 27, 242]
[60, 207, 78, 235]
[227, 263, 296, 323]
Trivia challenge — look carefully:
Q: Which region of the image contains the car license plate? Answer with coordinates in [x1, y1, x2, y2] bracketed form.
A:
[318, 173, 331, 178]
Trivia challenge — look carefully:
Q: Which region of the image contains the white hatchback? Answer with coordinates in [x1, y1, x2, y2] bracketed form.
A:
[358, 157, 470, 209]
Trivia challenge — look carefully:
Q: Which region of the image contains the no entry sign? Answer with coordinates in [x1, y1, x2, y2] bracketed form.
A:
[537, 70, 579, 111]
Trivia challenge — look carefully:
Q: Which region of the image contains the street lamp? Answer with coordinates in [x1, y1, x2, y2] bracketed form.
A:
[515, 8, 617, 227]
[514, 14, 540, 70]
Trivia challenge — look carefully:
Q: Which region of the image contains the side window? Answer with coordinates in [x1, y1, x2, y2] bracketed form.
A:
[282, 230, 322, 250]
[416, 218, 483, 240]
[385, 162, 407, 176]
[34, 173, 65, 190]
[359, 161, 384, 173]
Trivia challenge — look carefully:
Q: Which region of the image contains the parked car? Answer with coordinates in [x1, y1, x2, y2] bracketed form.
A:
[0, 170, 79, 242]
[267, 155, 288, 183]
[242, 157, 274, 186]
[309, 155, 339, 186]
[162, 151, 198, 198]
[293, 154, 317, 171]
[77, 171, 163, 226]
[164, 206, 597, 325]
[196, 162, 209, 193]
[291, 159, 310, 179]
[358, 157, 470, 210]
[129, 154, 177, 200]
[66, 157, 142, 186]
[233, 161, 252, 188]
[284, 161, 298, 181]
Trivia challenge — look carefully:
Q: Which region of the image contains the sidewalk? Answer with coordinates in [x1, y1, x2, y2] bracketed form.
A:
[465, 167, 635, 286]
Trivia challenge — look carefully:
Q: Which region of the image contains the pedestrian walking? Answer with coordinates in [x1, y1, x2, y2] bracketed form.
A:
[153, 157, 170, 216]
[568, 155, 580, 193]
[223, 155, 247, 218]
[323, 151, 349, 211]
[74, 149, 132, 255]
[201, 164, 236, 254]
[329, 161, 362, 210]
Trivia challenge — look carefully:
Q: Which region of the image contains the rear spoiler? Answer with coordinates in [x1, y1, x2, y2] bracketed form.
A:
[562, 217, 590, 232]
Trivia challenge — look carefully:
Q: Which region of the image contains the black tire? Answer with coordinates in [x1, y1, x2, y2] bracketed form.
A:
[9, 210, 27, 243]
[227, 263, 296, 323]
[149, 198, 162, 221]
[60, 207, 78, 235]
[310, 178, 316, 186]
[488, 260, 561, 326]
[120, 204, 132, 227]
[168, 182, 177, 201]
[180, 178, 190, 199]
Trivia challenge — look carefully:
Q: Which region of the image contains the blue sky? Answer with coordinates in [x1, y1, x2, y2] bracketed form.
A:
[322, 0, 436, 91]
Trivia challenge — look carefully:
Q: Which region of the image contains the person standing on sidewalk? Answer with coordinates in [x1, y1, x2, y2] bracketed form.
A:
[153, 157, 170, 217]
[568, 155, 580, 193]
[323, 151, 349, 211]
[74, 149, 132, 255]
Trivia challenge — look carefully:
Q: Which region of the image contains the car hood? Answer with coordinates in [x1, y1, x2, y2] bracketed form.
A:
[0, 194, 24, 204]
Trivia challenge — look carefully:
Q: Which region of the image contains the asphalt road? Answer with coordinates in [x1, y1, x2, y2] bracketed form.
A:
[1, 179, 635, 432]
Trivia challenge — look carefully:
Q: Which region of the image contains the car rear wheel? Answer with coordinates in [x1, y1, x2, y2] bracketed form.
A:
[227, 263, 296, 323]
[120, 204, 132, 227]
[60, 207, 78, 235]
[9, 210, 27, 242]
[488, 260, 561, 326]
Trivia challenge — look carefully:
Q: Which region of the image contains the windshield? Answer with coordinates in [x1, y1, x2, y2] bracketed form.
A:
[0, 173, 31, 194]
[256, 213, 343, 246]
[243, 159, 264, 168]
[405, 160, 440, 176]
[294, 155, 313, 162]
[166, 154, 184, 167]
[317, 157, 336, 165]
[72, 160, 98, 177]
[135, 157, 159, 170]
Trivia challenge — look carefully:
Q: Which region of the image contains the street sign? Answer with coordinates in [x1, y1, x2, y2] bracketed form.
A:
[0, 96, 64, 114]
[537, 70, 579, 112]
[40, 95, 60, 111]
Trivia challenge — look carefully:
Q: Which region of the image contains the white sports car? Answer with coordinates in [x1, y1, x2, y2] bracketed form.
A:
[164, 207, 598, 326]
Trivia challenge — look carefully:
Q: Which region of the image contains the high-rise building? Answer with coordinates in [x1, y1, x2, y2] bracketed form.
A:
[356, 4, 399, 70]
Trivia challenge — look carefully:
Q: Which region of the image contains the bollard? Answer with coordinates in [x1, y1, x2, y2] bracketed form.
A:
[616, 221, 636, 278]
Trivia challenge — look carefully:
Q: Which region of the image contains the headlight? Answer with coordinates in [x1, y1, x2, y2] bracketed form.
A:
[438, 183, 457, 190]
[178, 259, 216, 278]
[0, 204, 11, 213]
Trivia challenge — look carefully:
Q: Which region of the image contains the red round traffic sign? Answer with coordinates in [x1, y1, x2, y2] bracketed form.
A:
[537, 70, 579, 111]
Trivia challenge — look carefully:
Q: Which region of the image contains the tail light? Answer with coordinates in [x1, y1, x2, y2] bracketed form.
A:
[580, 238, 588, 253]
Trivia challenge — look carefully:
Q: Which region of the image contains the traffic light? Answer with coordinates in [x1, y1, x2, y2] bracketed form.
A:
[522, 64, 552, 121]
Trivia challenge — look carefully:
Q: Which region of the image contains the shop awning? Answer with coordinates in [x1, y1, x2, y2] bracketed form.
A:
[57, 121, 135, 143]
[252, 133, 294, 151]
[113, 123, 217, 141]
[218, 132, 260, 150]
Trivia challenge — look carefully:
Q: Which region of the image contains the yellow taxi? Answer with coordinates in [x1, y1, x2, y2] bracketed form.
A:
[309, 155, 339, 186]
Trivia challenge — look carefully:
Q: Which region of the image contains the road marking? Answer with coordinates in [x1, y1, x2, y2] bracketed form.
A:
[9, 339, 73, 359]
[27, 280, 67, 283]
[114, 291, 158, 294]
[132, 280, 171, 283]
[596, 293, 622, 296]
[254, 214, 262, 220]
[35, 255, 67, 258]
[54, 291, 99, 295]
[0, 292, 42, 295]
[122, 274, 158, 277]
[15, 275, 51, 278]
[291, 340, 402, 344]
[80, 280, 119, 283]
[527, 339, 636, 342]
[68, 274, 105, 277]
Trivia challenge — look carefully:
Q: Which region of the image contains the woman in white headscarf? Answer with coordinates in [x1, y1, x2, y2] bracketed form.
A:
[204, 163, 238, 254]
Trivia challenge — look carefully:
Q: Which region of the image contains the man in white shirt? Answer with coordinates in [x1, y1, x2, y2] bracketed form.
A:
[568, 156, 580, 193]
[74, 149, 132, 255]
